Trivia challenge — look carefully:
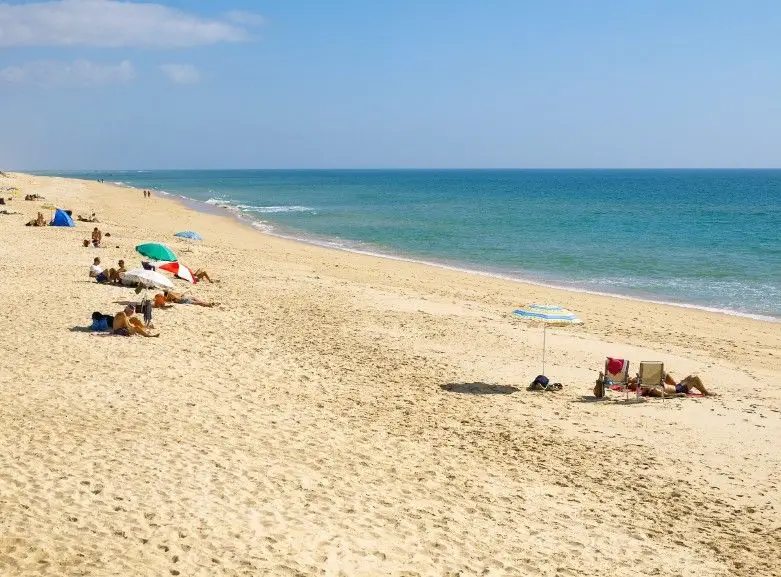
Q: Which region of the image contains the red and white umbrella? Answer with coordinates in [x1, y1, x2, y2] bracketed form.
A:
[157, 261, 197, 283]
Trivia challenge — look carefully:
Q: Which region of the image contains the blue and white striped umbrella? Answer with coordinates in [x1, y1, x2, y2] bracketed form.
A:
[174, 230, 203, 241]
[513, 305, 582, 375]
[512, 304, 581, 324]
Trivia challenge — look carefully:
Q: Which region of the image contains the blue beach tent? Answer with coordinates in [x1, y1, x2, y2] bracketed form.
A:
[50, 208, 75, 227]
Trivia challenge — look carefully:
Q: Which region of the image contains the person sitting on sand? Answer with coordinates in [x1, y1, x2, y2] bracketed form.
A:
[194, 268, 216, 283]
[91, 227, 102, 247]
[89, 257, 107, 282]
[163, 290, 219, 308]
[108, 259, 127, 284]
[25, 212, 46, 226]
[113, 305, 159, 337]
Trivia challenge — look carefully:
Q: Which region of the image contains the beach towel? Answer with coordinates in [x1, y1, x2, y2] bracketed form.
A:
[609, 385, 703, 396]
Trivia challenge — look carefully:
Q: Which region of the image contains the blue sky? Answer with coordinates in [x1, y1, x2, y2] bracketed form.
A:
[1, 0, 780, 169]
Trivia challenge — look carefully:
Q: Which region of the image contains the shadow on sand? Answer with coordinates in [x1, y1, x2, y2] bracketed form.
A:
[440, 382, 520, 395]
[572, 395, 647, 405]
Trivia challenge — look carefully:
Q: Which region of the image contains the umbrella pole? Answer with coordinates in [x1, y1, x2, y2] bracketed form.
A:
[542, 324, 547, 375]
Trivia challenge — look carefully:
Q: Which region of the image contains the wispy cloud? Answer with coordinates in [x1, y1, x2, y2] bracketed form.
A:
[0, 0, 263, 48]
[159, 63, 200, 84]
[0, 59, 136, 87]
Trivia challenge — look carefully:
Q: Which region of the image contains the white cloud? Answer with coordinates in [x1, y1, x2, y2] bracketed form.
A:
[0, 0, 263, 48]
[159, 63, 200, 84]
[0, 59, 136, 87]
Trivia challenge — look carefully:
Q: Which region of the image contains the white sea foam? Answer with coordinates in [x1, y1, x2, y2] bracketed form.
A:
[249, 220, 274, 233]
[159, 190, 780, 324]
[236, 204, 314, 214]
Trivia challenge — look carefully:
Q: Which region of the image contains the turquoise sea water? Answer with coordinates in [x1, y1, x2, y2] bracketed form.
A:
[41, 170, 781, 321]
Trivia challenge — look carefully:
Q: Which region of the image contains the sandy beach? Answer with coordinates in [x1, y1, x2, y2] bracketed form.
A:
[0, 172, 779, 576]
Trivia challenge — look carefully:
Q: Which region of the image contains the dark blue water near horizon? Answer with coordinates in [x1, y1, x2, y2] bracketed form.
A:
[37, 169, 781, 320]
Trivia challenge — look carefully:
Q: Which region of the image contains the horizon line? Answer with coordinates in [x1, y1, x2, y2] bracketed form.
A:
[12, 167, 781, 172]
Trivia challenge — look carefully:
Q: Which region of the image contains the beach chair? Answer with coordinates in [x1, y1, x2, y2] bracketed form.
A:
[602, 357, 630, 399]
[637, 361, 665, 399]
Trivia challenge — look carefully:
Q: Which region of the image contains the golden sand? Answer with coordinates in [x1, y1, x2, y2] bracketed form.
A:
[0, 172, 779, 576]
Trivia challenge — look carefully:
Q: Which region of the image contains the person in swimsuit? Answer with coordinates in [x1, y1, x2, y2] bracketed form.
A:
[91, 227, 102, 247]
[113, 305, 159, 337]
[163, 290, 218, 308]
[194, 269, 216, 283]
[625, 373, 710, 397]
[26, 212, 46, 226]
[664, 373, 710, 395]
[108, 259, 127, 284]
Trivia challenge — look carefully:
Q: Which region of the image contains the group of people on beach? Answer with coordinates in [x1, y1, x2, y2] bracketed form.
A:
[89, 256, 219, 337]
[143, 190, 152, 198]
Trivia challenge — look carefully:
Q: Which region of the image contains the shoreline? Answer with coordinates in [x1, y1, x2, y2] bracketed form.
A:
[2, 171, 780, 576]
[139, 180, 781, 324]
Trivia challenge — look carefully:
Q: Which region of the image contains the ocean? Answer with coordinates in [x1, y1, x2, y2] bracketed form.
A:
[39, 169, 781, 321]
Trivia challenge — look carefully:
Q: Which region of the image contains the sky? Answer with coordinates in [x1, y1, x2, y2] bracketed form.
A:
[1, 0, 780, 169]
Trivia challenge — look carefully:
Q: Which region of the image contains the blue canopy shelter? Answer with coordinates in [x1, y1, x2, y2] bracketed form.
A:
[50, 208, 75, 227]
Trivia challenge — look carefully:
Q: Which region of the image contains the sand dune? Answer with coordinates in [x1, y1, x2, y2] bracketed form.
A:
[0, 173, 779, 576]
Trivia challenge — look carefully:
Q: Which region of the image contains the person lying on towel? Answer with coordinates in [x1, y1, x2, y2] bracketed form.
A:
[627, 374, 710, 397]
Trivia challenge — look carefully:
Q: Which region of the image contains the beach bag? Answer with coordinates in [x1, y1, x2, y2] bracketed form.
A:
[528, 375, 563, 391]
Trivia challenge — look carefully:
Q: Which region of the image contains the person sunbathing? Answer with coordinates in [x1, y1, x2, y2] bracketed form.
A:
[163, 290, 219, 307]
[113, 305, 159, 337]
[78, 213, 99, 222]
[663, 373, 710, 395]
[625, 374, 710, 397]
